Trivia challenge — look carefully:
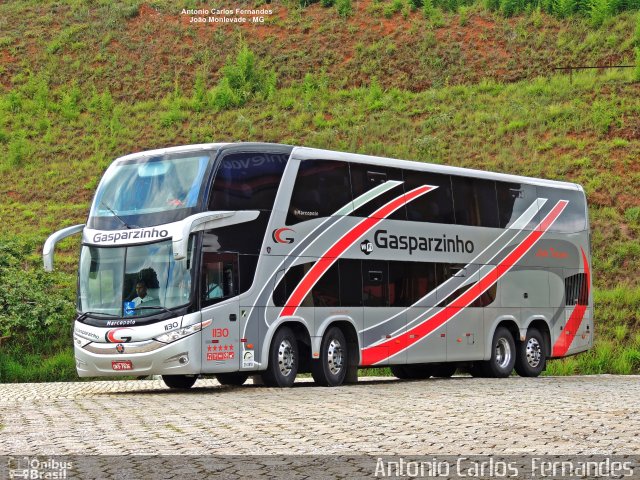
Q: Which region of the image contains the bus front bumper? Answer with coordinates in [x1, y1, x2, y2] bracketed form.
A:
[74, 333, 202, 377]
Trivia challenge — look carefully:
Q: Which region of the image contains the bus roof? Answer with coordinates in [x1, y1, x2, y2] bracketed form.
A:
[113, 143, 583, 192]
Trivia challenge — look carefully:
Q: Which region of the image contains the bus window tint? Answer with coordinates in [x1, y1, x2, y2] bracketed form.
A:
[209, 152, 288, 211]
[496, 182, 540, 230]
[362, 260, 388, 307]
[350, 164, 406, 219]
[286, 160, 352, 225]
[202, 212, 270, 254]
[339, 259, 363, 307]
[537, 187, 587, 233]
[312, 262, 340, 307]
[405, 262, 438, 304]
[389, 262, 408, 307]
[452, 177, 499, 228]
[273, 263, 314, 307]
[403, 170, 455, 224]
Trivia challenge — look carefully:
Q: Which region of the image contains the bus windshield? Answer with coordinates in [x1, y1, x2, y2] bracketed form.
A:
[88, 153, 211, 229]
[78, 240, 193, 319]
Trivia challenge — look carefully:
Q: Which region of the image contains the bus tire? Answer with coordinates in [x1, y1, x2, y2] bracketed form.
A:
[390, 365, 411, 379]
[261, 326, 298, 388]
[216, 372, 249, 386]
[431, 363, 457, 378]
[312, 327, 348, 387]
[162, 375, 197, 389]
[485, 327, 516, 378]
[468, 363, 486, 377]
[514, 327, 546, 377]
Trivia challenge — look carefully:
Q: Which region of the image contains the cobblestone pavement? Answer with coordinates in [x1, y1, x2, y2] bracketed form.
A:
[0, 375, 638, 456]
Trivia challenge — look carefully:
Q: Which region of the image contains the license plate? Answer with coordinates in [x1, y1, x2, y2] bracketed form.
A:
[112, 360, 133, 371]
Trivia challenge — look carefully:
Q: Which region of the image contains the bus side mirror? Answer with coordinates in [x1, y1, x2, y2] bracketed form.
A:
[43, 224, 85, 272]
[172, 211, 260, 261]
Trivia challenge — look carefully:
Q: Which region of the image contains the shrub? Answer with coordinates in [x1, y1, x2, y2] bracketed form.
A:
[624, 206, 640, 224]
[5, 133, 30, 169]
[423, 0, 437, 17]
[0, 238, 75, 357]
[553, 0, 577, 17]
[500, 0, 525, 16]
[191, 70, 208, 112]
[209, 46, 276, 110]
[588, 0, 611, 27]
[336, 0, 354, 16]
[321, 0, 335, 6]
[384, 0, 406, 16]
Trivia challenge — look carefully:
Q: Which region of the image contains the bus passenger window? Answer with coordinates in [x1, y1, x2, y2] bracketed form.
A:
[403, 171, 455, 224]
[209, 152, 289, 211]
[452, 177, 499, 228]
[339, 259, 363, 307]
[286, 160, 352, 225]
[350, 164, 405, 220]
[312, 262, 340, 307]
[362, 261, 388, 307]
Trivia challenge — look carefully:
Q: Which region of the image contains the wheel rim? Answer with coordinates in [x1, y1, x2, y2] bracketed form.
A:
[327, 338, 344, 376]
[278, 339, 295, 377]
[495, 337, 512, 369]
[525, 337, 542, 368]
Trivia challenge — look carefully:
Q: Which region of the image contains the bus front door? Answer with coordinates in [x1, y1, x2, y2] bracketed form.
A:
[200, 252, 240, 373]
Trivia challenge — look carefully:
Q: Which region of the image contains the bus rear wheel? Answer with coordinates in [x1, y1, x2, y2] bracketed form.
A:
[261, 326, 298, 388]
[162, 375, 197, 389]
[484, 327, 516, 378]
[514, 327, 546, 377]
[312, 327, 348, 387]
[216, 372, 249, 386]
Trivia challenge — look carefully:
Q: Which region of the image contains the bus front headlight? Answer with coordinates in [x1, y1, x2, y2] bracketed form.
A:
[154, 319, 212, 344]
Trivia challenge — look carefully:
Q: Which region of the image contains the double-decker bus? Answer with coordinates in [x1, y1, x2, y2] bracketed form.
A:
[44, 143, 592, 388]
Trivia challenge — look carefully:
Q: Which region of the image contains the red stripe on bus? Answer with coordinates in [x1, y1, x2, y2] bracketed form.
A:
[551, 246, 590, 357]
[361, 200, 569, 366]
[280, 185, 435, 317]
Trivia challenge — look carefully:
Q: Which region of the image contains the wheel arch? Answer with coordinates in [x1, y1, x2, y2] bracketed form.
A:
[259, 317, 312, 371]
[525, 318, 552, 357]
[314, 316, 360, 384]
[485, 316, 520, 360]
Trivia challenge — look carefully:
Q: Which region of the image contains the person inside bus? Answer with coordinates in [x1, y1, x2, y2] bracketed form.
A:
[132, 280, 155, 307]
[206, 281, 223, 300]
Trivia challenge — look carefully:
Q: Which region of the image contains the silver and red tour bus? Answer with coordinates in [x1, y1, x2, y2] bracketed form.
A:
[44, 143, 592, 388]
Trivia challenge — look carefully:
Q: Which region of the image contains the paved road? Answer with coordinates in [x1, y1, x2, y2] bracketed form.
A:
[1, 375, 638, 457]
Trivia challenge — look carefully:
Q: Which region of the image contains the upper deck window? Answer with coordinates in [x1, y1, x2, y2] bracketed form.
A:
[209, 152, 289, 211]
[286, 160, 352, 225]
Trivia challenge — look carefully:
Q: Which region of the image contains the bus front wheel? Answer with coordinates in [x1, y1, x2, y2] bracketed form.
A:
[162, 375, 197, 389]
[312, 327, 348, 387]
[261, 326, 298, 388]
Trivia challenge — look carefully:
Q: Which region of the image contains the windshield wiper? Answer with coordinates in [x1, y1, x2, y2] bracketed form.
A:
[134, 305, 174, 316]
[76, 311, 120, 322]
[100, 201, 139, 229]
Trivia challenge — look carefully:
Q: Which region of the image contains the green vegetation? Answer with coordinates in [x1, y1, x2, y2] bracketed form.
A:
[0, 238, 76, 383]
[0, 0, 638, 381]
